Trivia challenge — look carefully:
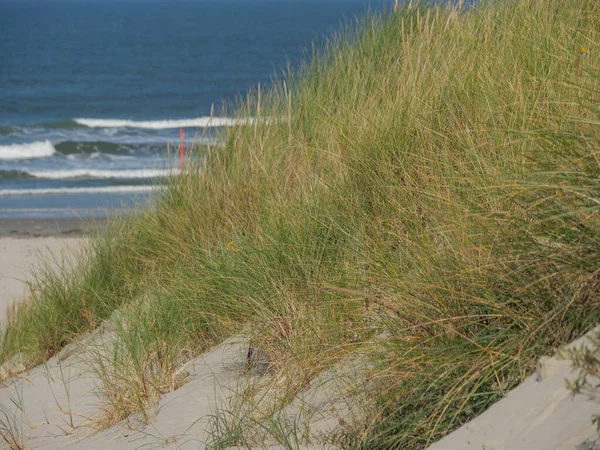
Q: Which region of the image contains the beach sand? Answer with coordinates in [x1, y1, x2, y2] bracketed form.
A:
[0, 218, 89, 325]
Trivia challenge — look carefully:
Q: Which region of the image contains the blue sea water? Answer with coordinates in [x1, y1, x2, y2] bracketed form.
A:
[0, 0, 386, 218]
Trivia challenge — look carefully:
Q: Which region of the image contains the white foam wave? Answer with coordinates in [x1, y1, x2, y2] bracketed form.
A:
[74, 117, 253, 129]
[29, 169, 175, 180]
[0, 141, 56, 160]
[0, 185, 160, 196]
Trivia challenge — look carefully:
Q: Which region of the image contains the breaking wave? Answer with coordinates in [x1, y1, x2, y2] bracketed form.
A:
[27, 169, 174, 179]
[73, 117, 253, 129]
[0, 141, 56, 160]
[0, 185, 160, 196]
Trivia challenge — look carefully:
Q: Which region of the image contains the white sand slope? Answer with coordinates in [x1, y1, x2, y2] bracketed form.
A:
[62, 336, 343, 450]
[69, 336, 251, 449]
[0, 333, 251, 449]
[428, 329, 600, 450]
[0, 330, 338, 449]
[0, 334, 104, 448]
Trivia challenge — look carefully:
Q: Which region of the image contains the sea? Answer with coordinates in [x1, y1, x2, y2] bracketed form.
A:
[0, 0, 386, 219]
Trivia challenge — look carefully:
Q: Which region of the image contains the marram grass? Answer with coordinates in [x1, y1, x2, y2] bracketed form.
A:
[2, 0, 600, 447]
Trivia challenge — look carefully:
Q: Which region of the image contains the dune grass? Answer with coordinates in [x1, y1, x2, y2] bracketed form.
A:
[2, 0, 600, 446]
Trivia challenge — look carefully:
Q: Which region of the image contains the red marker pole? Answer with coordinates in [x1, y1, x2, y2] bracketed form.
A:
[179, 128, 184, 172]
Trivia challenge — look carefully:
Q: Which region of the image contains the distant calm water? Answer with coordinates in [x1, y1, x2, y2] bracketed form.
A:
[0, 0, 384, 218]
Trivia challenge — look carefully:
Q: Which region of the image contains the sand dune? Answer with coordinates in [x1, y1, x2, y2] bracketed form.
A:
[0, 237, 597, 449]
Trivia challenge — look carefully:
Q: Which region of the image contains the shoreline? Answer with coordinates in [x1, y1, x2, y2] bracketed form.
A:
[0, 216, 105, 238]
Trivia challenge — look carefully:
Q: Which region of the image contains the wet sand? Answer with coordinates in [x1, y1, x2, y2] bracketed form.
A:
[0, 216, 104, 238]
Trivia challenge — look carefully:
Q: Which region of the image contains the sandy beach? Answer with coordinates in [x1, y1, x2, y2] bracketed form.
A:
[0, 218, 89, 325]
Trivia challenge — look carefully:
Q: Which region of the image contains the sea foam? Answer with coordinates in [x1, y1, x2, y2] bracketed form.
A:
[0, 185, 159, 196]
[29, 169, 175, 180]
[0, 140, 55, 160]
[73, 117, 253, 129]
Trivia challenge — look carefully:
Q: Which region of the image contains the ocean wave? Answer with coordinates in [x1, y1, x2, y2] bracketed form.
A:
[73, 117, 253, 129]
[54, 140, 131, 155]
[0, 170, 34, 180]
[28, 169, 175, 179]
[0, 185, 160, 196]
[0, 140, 55, 160]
